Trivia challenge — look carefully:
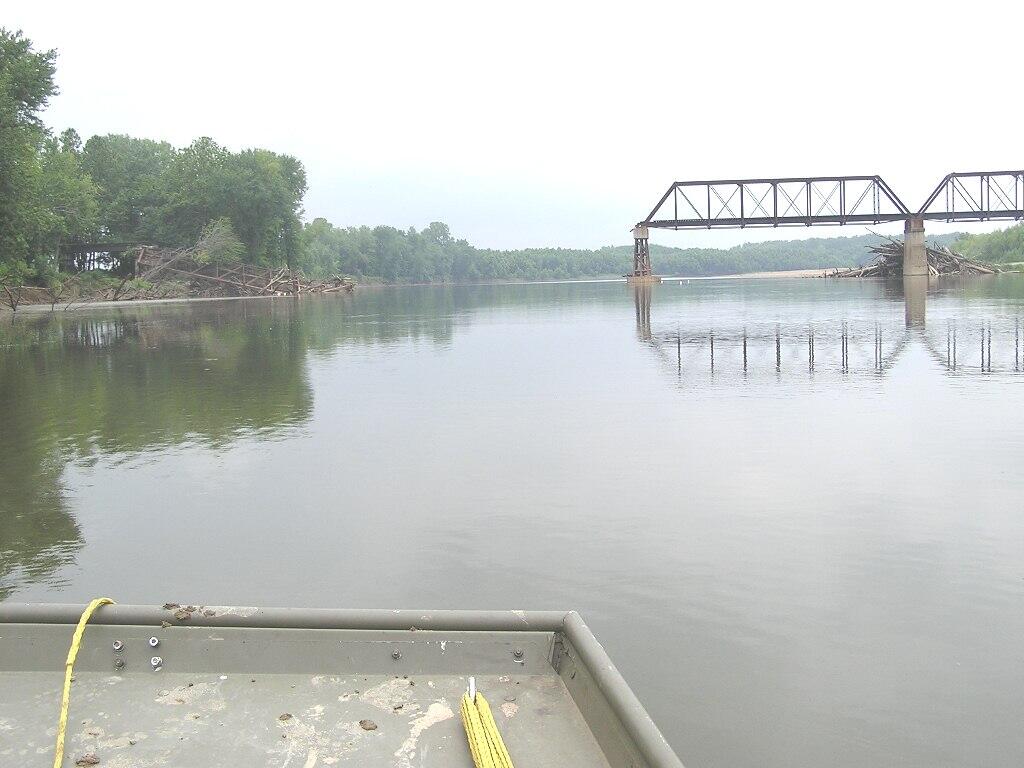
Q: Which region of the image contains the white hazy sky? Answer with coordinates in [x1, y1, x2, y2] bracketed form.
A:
[6, 0, 1023, 249]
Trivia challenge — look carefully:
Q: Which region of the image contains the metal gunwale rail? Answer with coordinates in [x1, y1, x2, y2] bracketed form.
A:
[0, 603, 685, 768]
[562, 610, 682, 768]
[0, 603, 566, 631]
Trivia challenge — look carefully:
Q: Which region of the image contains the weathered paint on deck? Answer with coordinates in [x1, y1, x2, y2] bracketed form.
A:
[0, 605, 684, 768]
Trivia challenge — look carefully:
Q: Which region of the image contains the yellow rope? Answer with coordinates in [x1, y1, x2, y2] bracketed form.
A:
[53, 598, 115, 768]
[461, 687, 515, 768]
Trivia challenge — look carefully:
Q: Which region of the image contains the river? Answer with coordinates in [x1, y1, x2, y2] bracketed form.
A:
[2, 276, 1023, 767]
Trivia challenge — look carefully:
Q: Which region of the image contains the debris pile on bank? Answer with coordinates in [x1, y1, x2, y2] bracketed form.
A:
[135, 246, 354, 297]
[832, 236, 998, 278]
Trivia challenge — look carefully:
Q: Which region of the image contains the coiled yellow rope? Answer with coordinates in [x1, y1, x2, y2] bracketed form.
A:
[460, 680, 515, 768]
[53, 598, 115, 768]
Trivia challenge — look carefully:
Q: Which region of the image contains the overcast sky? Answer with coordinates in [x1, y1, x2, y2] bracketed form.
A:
[7, 0, 1022, 249]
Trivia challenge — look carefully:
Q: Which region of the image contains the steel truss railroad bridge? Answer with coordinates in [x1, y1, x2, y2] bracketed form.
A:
[630, 170, 1024, 280]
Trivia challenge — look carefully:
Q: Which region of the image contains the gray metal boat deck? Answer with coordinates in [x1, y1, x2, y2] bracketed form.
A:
[0, 605, 683, 768]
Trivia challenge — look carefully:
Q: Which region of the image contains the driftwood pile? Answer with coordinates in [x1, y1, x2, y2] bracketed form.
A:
[134, 246, 354, 298]
[834, 235, 998, 278]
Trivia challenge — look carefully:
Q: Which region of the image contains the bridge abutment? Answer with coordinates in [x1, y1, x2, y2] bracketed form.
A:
[903, 216, 928, 277]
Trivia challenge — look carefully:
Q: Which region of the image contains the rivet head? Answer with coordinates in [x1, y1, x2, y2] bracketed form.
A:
[112, 640, 124, 652]
[512, 648, 524, 659]
[148, 636, 160, 648]
[391, 650, 401, 660]
[114, 658, 125, 669]
[151, 656, 163, 668]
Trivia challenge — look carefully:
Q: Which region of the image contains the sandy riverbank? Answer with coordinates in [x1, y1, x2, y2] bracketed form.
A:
[661, 267, 846, 280]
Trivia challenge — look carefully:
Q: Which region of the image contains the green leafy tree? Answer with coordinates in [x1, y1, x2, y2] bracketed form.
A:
[953, 224, 1024, 265]
[150, 136, 231, 246]
[139, 139, 307, 267]
[192, 217, 245, 265]
[37, 134, 100, 254]
[58, 127, 81, 154]
[81, 134, 174, 242]
[218, 148, 306, 266]
[0, 259, 30, 311]
[297, 217, 340, 277]
[0, 28, 57, 272]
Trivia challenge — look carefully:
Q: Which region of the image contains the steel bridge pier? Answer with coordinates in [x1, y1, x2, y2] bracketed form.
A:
[628, 225, 660, 283]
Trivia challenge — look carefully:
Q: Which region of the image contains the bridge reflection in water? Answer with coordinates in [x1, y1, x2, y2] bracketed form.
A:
[632, 277, 1022, 378]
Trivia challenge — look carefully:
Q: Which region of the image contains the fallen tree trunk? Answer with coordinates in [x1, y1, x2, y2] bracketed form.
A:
[137, 248, 355, 297]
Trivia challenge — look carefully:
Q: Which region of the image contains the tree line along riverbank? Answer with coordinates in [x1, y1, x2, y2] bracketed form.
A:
[3, 27, 1022, 311]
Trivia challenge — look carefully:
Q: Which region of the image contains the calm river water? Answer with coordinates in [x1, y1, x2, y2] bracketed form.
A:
[2, 277, 1024, 767]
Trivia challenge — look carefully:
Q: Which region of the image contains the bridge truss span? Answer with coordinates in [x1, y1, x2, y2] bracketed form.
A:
[641, 175, 912, 230]
[917, 170, 1024, 223]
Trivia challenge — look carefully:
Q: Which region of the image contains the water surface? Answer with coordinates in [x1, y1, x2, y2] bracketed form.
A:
[2, 277, 1023, 767]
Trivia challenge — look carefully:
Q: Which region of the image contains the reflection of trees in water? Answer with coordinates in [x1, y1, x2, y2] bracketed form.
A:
[0, 418, 82, 601]
[301, 282, 642, 352]
[1, 289, 562, 596]
[0, 320, 82, 599]
[3, 307, 314, 450]
[5, 281, 1022, 596]
[0, 300, 319, 597]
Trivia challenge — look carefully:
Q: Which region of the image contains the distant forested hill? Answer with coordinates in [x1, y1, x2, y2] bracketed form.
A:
[952, 224, 1024, 265]
[298, 222, 965, 283]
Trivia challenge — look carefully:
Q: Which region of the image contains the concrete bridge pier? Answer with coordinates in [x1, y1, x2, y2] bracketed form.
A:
[903, 216, 928, 277]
